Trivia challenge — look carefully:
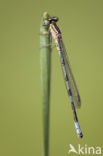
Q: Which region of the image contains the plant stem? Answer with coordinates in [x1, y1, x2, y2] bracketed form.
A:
[40, 12, 51, 156]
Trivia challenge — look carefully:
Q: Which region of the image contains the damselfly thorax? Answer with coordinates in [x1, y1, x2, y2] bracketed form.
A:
[49, 23, 62, 53]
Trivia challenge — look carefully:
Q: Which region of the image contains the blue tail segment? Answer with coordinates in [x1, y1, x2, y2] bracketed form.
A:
[74, 122, 83, 138]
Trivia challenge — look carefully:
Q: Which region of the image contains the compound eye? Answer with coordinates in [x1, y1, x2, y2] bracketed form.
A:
[47, 18, 51, 21]
[52, 17, 59, 22]
[46, 17, 52, 23]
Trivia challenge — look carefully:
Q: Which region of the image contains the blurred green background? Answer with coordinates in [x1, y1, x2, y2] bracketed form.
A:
[0, 0, 103, 155]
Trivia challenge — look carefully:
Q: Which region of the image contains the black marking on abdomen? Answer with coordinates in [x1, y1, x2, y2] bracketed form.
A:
[68, 89, 72, 96]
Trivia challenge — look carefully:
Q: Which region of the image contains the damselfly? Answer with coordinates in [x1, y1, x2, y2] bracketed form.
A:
[45, 17, 83, 138]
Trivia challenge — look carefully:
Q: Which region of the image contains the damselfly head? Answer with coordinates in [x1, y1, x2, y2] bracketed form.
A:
[45, 16, 59, 24]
